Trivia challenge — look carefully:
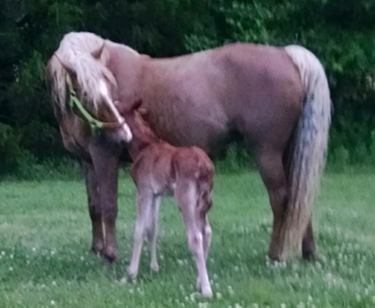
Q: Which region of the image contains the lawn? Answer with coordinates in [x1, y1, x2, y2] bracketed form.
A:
[0, 170, 374, 307]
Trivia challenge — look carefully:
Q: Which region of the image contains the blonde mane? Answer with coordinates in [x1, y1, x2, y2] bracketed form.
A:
[46, 32, 139, 116]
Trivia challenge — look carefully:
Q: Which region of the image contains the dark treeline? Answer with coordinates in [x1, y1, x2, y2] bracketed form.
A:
[1, 0, 375, 175]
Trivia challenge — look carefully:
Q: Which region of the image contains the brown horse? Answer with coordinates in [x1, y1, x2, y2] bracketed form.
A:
[46, 31, 331, 263]
[120, 99, 214, 297]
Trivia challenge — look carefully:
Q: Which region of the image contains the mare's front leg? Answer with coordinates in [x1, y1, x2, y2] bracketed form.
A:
[128, 189, 154, 278]
[89, 138, 121, 262]
[82, 160, 103, 254]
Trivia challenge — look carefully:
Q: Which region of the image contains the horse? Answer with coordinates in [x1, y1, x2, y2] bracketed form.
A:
[46, 31, 331, 263]
[118, 98, 214, 297]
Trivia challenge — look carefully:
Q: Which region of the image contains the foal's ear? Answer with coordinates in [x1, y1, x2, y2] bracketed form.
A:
[138, 107, 148, 116]
[132, 99, 143, 111]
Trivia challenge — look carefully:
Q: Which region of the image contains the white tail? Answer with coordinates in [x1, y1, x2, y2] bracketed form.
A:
[280, 45, 332, 259]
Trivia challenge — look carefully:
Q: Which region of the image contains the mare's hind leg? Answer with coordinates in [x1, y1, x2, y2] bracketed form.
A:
[82, 161, 103, 254]
[128, 189, 154, 278]
[89, 141, 120, 262]
[302, 218, 315, 260]
[175, 182, 213, 298]
[256, 148, 288, 261]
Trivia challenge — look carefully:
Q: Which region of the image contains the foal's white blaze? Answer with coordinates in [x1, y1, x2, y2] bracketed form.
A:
[98, 79, 132, 142]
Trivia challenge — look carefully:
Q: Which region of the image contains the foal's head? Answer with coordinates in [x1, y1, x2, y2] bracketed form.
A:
[115, 99, 158, 143]
[55, 48, 132, 143]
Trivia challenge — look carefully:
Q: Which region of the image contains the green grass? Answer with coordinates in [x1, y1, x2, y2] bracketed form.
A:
[0, 171, 375, 307]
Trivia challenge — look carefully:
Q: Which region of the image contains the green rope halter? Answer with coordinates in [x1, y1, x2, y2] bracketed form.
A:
[68, 89, 124, 130]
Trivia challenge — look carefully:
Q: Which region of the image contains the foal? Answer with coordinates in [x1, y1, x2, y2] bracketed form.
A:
[120, 99, 215, 297]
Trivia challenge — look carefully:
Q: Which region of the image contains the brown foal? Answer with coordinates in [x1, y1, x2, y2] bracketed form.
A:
[121, 99, 215, 297]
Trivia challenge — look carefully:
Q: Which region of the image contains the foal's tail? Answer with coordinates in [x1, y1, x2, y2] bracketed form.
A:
[281, 45, 331, 259]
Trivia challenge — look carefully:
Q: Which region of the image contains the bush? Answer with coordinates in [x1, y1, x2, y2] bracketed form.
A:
[0, 122, 23, 174]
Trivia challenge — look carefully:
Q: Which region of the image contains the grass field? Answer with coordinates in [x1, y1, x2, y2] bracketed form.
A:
[1, 170, 375, 307]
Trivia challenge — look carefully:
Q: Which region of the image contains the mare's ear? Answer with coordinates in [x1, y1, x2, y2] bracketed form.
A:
[54, 53, 77, 78]
[91, 42, 105, 60]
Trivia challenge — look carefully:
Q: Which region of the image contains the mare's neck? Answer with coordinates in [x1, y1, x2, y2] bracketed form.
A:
[107, 45, 147, 101]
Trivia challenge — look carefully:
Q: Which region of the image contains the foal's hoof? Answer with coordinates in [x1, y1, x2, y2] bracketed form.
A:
[150, 262, 159, 272]
[128, 265, 138, 280]
[127, 267, 138, 279]
[201, 288, 213, 298]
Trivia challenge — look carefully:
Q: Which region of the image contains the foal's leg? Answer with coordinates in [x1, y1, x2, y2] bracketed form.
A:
[148, 195, 161, 272]
[201, 216, 212, 261]
[128, 190, 154, 278]
[256, 148, 288, 261]
[302, 217, 315, 260]
[196, 195, 212, 261]
[82, 161, 103, 254]
[89, 141, 120, 262]
[175, 183, 212, 298]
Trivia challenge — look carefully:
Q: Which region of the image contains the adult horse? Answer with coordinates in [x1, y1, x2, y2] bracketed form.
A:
[46, 31, 331, 263]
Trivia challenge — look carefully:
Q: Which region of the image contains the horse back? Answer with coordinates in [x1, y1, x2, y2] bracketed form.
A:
[212, 43, 305, 148]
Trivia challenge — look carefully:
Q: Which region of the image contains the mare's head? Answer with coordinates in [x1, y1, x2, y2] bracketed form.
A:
[54, 46, 132, 143]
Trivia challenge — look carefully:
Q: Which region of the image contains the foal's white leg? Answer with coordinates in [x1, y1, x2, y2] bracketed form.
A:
[149, 195, 161, 272]
[176, 183, 212, 298]
[202, 217, 212, 261]
[128, 190, 153, 278]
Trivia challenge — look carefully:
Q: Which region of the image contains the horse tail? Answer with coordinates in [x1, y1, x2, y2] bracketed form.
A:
[281, 45, 331, 259]
[46, 32, 116, 116]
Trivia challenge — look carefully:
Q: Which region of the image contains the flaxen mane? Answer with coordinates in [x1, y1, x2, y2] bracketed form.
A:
[46, 32, 138, 116]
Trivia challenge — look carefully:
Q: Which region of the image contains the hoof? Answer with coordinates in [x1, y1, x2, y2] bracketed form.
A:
[150, 262, 159, 272]
[91, 242, 104, 255]
[302, 249, 316, 261]
[103, 248, 117, 263]
[302, 241, 316, 261]
[91, 246, 102, 256]
[201, 287, 213, 298]
[127, 266, 138, 279]
[267, 250, 282, 262]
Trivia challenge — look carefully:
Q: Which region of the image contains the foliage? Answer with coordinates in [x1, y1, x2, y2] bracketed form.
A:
[0, 0, 375, 176]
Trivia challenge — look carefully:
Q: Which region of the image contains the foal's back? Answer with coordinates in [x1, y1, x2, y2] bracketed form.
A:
[131, 142, 214, 202]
